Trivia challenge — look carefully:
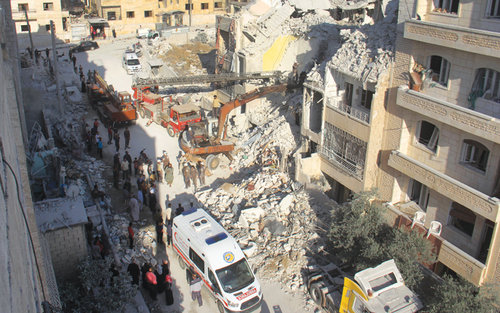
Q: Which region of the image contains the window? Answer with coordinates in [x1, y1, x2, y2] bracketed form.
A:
[126, 11, 135, 18]
[189, 248, 204, 272]
[409, 179, 429, 211]
[144, 10, 153, 17]
[433, 0, 459, 14]
[21, 25, 29, 32]
[18, 3, 29, 11]
[43, 2, 54, 11]
[215, 2, 222, 8]
[107, 11, 116, 20]
[471, 68, 500, 103]
[185, 3, 193, 10]
[449, 202, 475, 236]
[201, 3, 209, 9]
[417, 121, 439, 152]
[45, 24, 51, 31]
[461, 140, 489, 171]
[360, 89, 373, 110]
[429, 55, 450, 87]
[344, 83, 353, 107]
[487, 0, 500, 17]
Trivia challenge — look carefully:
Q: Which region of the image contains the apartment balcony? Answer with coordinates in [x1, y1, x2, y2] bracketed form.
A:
[326, 97, 370, 125]
[388, 150, 500, 222]
[385, 203, 487, 286]
[11, 9, 37, 21]
[404, 19, 500, 59]
[396, 86, 500, 144]
[320, 145, 364, 180]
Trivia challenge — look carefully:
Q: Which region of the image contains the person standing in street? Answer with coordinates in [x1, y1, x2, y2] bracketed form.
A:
[129, 196, 140, 222]
[145, 267, 158, 300]
[156, 220, 164, 244]
[189, 163, 198, 191]
[128, 222, 134, 249]
[156, 159, 163, 183]
[190, 273, 203, 306]
[212, 94, 220, 118]
[165, 163, 174, 187]
[197, 161, 206, 186]
[107, 125, 113, 144]
[149, 183, 157, 211]
[124, 150, 132, 174]
[175, 203, 184, 216]
[96, 137, 103, 159]
[182, 163, 191, 189]
[124, 127, 131, 149]
[127, 258, 140, 285]
[165, 202, 172, 224]
[121, 157, 130, 180]
[166, 220, 172, 247]
[114, 131, 120, 152]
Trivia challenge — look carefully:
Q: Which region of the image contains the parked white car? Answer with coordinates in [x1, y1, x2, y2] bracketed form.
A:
[122, 51, 141, 74]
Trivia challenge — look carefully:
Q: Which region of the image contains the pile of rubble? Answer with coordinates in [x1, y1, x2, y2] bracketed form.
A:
[195, 168, 330, 295]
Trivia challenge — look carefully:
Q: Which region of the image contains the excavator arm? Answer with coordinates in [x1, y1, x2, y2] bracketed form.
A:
[216, 84, 288, 141]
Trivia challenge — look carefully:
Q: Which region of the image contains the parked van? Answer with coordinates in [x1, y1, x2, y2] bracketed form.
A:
[136, 28, 151, 39]
[122, 51, 141, 74]
[173, 208, 262, 313]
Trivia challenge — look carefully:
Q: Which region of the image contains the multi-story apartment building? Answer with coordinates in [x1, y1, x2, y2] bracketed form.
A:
[0, 1, 60, 311]
[380, 0, 500, 286]
[89, 0, 227, 34]
[298, 0, 500, 286]
[11, 0, 70, 47]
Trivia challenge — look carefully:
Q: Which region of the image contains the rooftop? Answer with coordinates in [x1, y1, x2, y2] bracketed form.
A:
[34, 197, 88, 233]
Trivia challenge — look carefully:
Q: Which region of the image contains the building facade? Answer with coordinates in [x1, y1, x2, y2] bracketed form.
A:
[380, 0, 500, 286]
[298, 0, 500, 286]
[89, 0, 227, 34]
[10, 0, 70, 47]
[0, 0, 60, 311]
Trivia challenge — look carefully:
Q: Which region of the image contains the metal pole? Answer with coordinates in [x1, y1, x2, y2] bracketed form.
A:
[50, 21, 63, 113]
[189, 0, 192, 26]
[23, 7, 35, 61]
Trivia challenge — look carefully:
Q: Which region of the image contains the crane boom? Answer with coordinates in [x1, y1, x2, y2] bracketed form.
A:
[132, 71, 283, 88]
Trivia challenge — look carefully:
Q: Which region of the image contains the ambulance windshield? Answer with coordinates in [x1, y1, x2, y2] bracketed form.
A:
[216, 259, 254, 293]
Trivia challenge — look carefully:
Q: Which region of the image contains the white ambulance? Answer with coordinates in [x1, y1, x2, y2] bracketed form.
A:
[172, 208, 263, 313]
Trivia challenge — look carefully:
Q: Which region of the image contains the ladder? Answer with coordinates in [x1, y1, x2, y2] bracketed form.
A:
[132, 71, 284, 88]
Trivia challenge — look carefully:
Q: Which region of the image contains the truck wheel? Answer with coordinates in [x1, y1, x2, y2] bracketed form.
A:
[167, 126, 175, 137]
[177, 253, 185, 270]
[217, 301, 226, 313]
[139, 108, 145, 119]
[310, 282, 325, 307]
[206, 155, 220, 170]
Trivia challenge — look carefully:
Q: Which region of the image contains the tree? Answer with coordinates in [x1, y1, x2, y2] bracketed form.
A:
[427, 274, 500, 313]
[60, 257, 137, 313]
[328, 190, 435, 289]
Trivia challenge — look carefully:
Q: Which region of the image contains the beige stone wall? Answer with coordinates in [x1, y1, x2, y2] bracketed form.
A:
[416, 0, 500, 34]
[45, 225, 88, 280]
[386, 0, 500, 285]
[0, 2, 55, 310]
[94, 0, 224, 32]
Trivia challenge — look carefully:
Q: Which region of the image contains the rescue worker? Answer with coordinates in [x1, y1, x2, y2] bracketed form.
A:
[165, 163, 174, 187]
[189, 163, 198, 191]
[182, 163, 191, 189]
[212, 94, 220, 118]
[197, 161, 205, 186]
[124, 127, 131, 149]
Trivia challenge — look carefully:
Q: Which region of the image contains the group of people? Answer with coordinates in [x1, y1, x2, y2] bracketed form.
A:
[181, 160, 206, 192]
[127, 258, 175, 305]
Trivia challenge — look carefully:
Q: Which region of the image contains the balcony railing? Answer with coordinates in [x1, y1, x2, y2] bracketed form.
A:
[326, 98, 370, 124]
[320, 146, 364, 180]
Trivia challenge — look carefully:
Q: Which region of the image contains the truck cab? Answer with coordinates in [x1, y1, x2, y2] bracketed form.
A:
[173, 208, 262, 313]
[166, 103, 202, 137]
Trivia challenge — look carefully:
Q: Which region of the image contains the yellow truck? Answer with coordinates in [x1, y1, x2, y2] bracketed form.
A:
[306, 259, 423, 313]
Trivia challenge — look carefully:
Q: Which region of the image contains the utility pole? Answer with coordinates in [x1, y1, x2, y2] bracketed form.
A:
[50, 20, 63, 113]
[23, 7, 34, 60]
[188, 0, 192, 26]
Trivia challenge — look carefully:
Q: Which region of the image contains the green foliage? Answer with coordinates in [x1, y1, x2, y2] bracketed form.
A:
[328, 190, 435, 289]
[59, 257, 137, 313]
[427, 275, 500, 313]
